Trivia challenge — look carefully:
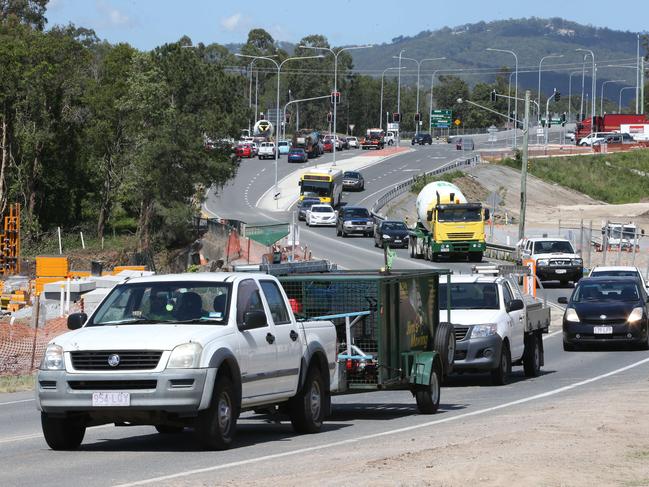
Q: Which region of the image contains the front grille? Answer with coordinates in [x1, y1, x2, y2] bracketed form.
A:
[68, 380, 157, 390]
[447, 232, 474, 239]
[550, 259, 571, 266]
[70, 351, 163, 370]
[454, 326, 470, 341]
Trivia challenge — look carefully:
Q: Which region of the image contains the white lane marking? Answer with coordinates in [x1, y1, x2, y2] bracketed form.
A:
[115, 356, 649, 487]
[543, 330, 561, 340]
[0, 398, 34, 406]
[0, 423, 112, 445]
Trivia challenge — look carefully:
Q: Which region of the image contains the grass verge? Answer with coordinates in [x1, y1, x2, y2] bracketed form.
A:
[0, 374, 35, 393]
[498, 149, 649, 204]
[411, 170, 466, 194]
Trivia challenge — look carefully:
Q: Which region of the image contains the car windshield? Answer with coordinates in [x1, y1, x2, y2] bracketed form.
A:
[345, 209, 370, 218]
[344, 172, 359, 178]
[382, 222, 407, 231]
[90, 281, 231, 326]
[439, 283, 500, 310]
[533, 241, 575, 254]
[312, 206, 333, 213]
[278, 141, 288, 147]
[437, 208, 482, 222]
[300, 200, 319, 209]
[290, 149, 304, 154]
[573, 281, 641, 302]
[592, 270, 640, 279]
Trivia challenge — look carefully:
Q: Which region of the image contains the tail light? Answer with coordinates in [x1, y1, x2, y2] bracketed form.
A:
[288, 298, 302, 313]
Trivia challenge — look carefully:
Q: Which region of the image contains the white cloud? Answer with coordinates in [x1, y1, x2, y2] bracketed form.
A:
[221, 13, 243, 32]
[96, 0, 131, 27]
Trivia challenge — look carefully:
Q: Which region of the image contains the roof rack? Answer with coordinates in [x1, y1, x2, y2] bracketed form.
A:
[473, 264, 531, 276]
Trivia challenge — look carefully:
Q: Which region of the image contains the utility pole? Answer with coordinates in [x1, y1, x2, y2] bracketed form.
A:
[518, 90, 531, 242]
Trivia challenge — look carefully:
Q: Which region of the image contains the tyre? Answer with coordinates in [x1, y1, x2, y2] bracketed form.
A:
[490, 342, 511, 386]
[563, 340, 576, 351]
[342, 230, 348, 238]
[289, 365, 326, 434]
[409, 239, 415, 258]
[432, 252, 440, 262]
[195, 376, 237, 450]
[560, 279, 569, 287]
[155, 425, 184, 434]
[41, 412, 86, 450]
[433, 322, 455, 377]
[641, 326, 649, 351]
[523, 333, 542, 377]
[468, 252, 483, 263]
[415, 359, 441, 414]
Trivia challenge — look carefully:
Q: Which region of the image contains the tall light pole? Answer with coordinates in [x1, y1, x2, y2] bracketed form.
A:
[393, 55, 446, 134]
[486, 48, 518, 147]
[236, 53, 323, 192]
[397, 49, 406, 143]
[600, 79, 625, 116]
[300, 44, 372, 165]
[380, 66, 404, 129]
[537, 54, 564, 122]
[429, 69, 443, 133]
[577, 48, 596, 125]
[619, 86, 636, 112]
[580, 54, 588, 121]
[637, 34, 641, 113]
[568, 70, 582, 123]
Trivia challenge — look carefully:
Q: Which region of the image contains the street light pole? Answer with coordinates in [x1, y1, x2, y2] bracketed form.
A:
[537, 54, 564, 122]
[580, 54, 588, 121]
[380, 66, 404, 129]
[600, 79, 625, 116]
[486, 48, 519, 147]
[429, 69, 443, 134]
[577, 48, 596, 123]
[520, 90, 531, 241]
[619, 86, 636, 112]
[299, 44, 372, 165]
[568, 70, 582, 122]
[236, 53, 323, 193]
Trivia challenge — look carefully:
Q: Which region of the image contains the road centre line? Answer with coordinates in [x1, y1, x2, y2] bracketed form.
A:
[116, 356, 649, 486]
[0, 398, 34, 406]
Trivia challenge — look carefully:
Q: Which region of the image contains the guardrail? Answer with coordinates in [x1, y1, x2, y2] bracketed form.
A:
[370, 154, 480, 221]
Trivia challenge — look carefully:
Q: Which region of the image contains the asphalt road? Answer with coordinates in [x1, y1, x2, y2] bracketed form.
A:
[3, 136, 646, 486]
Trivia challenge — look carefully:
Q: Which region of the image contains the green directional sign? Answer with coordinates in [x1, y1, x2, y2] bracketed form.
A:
[430, 109, 453, 129]
[244, 223, 290, 247]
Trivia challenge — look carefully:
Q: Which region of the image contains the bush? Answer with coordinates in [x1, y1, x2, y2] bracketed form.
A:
[411, 170, 465, 194]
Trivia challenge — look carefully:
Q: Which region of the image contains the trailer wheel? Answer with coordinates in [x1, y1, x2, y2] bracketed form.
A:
[415, 359, 441, 414]
[433, 322, 455, 376]
[523, 333, 542, 377]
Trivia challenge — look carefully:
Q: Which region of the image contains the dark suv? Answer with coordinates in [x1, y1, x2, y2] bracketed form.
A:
[411, 133, 433, 145]
[336, 206, 374, 237]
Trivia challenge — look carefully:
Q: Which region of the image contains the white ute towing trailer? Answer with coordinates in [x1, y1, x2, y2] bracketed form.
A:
[36, 272, 338, 451]
[440, 266, 551, 385]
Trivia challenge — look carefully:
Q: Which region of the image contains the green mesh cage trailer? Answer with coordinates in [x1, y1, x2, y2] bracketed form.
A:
[278, 269, 454, 414]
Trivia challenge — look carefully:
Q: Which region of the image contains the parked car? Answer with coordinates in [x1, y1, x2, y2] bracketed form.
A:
[579, 132, 609, 146]
[605, 133, 635, 144]
[342, 171, 364, 191]
[323, 139, 333, 153]
[235, 143, 254, 158]
[455, 137, 475, 151]
[257, 142, 277, 160]
[347, 136, 359, 149]
[306, 204, 337, 227]
[297, 198, 322, 221]
[559, 276, 649, 350]
[589, 266, 649, 291]
[336, 206, 374, 237]
[411, 133, 433, 145]
[374, 220, 409, 249]
[288, 147, 308, 163]
[278, 140, 291, 155]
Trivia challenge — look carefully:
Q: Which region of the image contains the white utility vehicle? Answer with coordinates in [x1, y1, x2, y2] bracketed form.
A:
[257, 141, 277, 160]
[518, 237, 583, 286]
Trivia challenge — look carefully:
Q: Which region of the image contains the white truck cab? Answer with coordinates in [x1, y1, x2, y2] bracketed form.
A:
[439, 269, 550, 385]
[519, 237, 583, 285]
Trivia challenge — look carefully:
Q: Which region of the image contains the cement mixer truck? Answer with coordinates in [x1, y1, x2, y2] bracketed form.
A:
[409, 181, 488, 262]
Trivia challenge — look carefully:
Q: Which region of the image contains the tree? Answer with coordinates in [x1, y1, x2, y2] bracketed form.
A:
[0, 0, 47, 30]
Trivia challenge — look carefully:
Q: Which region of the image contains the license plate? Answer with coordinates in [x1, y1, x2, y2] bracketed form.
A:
[394, 240, 402, 243]
[441, 248, 450, 252]
[594, 326, 613, 334]
[555, 269, 567, 274]
[92, 392, 130, 407]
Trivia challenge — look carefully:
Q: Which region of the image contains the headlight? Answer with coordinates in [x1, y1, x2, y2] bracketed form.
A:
[344, 221, 353, 226]
[571, 258, 583, 266]
[565, 308, 580, 322]
[470, 324, 498, 338]
[167, 343, 202, 369]
[628, 307, 644, 323]
[537, 259, 549, 266]
[383, 234, 391, 239]
[41, 344, 64, 370]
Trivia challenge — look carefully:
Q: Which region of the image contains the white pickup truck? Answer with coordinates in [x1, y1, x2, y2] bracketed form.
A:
[36, 272, 337, 451]
[439, 270, 550, 385]
[257, 141, 277, 159]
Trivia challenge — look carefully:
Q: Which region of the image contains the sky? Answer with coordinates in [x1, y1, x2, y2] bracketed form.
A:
[45, 0, 648, 50]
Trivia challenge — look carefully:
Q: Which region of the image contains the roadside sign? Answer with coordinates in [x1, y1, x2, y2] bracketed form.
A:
[387, 122, 399, 131]
[536, 128, 544, 137]
[454, 119, 461, 126]
[244, 223, 290, 247]
[430, 109, 452, 129]
[348, 124, 355, 132]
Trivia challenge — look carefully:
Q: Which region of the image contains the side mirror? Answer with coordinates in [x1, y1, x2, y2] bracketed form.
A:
[426, 210, 433, 222]
[240, 310, 267, 331]
[507, 299, 525, 312]
[67, 312, 88, 330]
[484, 208, 490, 221]
[557, 296, 569, 304]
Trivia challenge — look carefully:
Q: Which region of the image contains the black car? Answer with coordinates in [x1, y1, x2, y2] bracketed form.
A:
[374, 220, 409, 249]
[411, 133, 433, 145]
[342, 171, 364, 191]
[336, 206, 374, 237]
[297, 198, 322, 221]
[559, 276, 649, 351]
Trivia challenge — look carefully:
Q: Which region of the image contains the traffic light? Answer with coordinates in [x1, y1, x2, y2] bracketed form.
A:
[490, 90, 497, 102]
[554, 90, 561, 102]
[414, 112, 421, 122]
[285, 112, 291, 123]
[541, 119, 546, 128]
[327, 112, 332, 123]
[331, 91, 340, 104]
[561, 112, 566, 126]
[393, 112, 401, 123]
